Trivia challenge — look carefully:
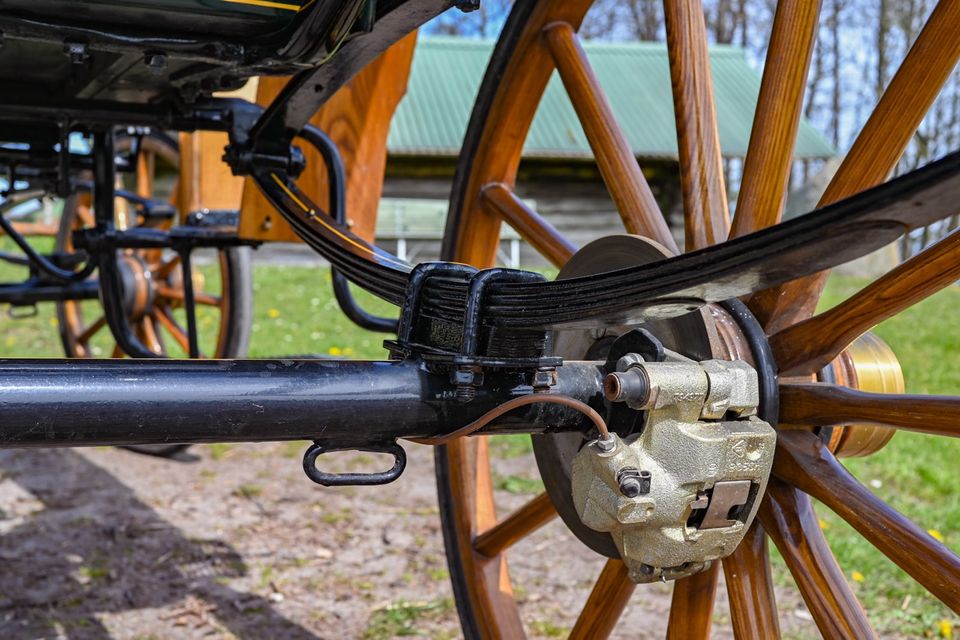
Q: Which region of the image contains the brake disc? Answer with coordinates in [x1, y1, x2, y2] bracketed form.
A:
[532, 235, 719, 557]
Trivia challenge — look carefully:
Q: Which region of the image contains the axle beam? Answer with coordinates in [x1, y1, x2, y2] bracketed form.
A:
[0, 358, 604, 448]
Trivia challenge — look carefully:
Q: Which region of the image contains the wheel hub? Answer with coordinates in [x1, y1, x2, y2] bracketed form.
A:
[820, 331, 905, 457]
[116, 253, 155, 319]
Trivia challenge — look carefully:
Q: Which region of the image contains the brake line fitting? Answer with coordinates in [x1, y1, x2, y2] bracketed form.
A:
[572, 345, 776, 584]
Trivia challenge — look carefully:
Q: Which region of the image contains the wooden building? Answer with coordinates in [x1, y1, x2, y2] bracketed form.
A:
[255, 37, 834, 266]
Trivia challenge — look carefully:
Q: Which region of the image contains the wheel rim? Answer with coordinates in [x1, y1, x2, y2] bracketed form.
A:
[56, 134, 241, 359]
[436, 1, 960, 637]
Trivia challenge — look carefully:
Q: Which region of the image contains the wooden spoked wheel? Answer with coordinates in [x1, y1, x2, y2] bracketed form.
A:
[56, 132, 252, 361]
[435, 1, 960, 637]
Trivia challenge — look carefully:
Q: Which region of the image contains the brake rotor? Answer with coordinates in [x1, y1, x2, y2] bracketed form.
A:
[533, 235, 722, 557]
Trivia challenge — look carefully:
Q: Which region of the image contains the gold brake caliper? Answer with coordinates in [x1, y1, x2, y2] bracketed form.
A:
[572, 351, 776, 583]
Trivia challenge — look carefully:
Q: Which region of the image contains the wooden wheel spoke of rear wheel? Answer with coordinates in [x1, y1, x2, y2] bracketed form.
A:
[751, 0, 960, 330]
[774, 431, 960, 612]
[722, 522, 781, 638]
[155, 283, 222, 308]
[77, 316, 107, 345]
[138, 316, 164, 355]
[154, 307, 201, 356]
[780, 383, 960, 438]
[665, 562, 720, 640]
[771, 227, 960, 376]
[758, 479, 875, 638]
[730, 0, 822, 238]
[136, 148, 155, 198]
[569, 559, 636, 640]
[542, 21, 677, 253]
[154, 254, 181, 280]
[473, 491, 557, 557]
[76, 204, 95, 230]
[480, 184, 577, 268]
[663, 0, 730, 251]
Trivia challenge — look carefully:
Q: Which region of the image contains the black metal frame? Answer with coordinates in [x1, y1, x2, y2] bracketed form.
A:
[0, 129, 256, 353]
[0, 0, 456, 337]
[0, 358, 604, 448]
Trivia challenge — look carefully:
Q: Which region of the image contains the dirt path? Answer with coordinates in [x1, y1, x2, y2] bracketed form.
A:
[0, 442, 818, 639]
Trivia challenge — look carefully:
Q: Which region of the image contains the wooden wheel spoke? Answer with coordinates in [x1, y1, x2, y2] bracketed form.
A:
[780, 383, 960, 437]
[76, 204, 95, 229]
[541, 22, 677, 253]
[722, 522, 781, 639]
[481, 184, 576, 268]
[774, 431, 960, 612]
[473, 491, 557, 557]
[569, 559, 635, 640]
[154, 307, 199, 356]
[77, 316, 107, 345]
[665, 562, 720, 640]
[136, 149, 155, 199]
[752, 0, 960, 330]
[730, 0, 822, 238]
[663, 0, 730, 250]
[155, 284, 222, 308]
[139, 315, 164, 355]
[154, 254, 181, 280]
[772, 228, 960, 376]
[758, 478, 875, 638]
[111, 343, 124, 359]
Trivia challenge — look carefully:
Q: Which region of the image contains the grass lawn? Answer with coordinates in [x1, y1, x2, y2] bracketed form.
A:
[0, 256, 956, 637]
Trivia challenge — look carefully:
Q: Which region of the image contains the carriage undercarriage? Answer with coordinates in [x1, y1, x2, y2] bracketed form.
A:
[1, 0, 959, 637]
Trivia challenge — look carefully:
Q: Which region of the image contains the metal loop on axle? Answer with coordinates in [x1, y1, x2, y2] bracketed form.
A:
[302, 440, 407, 487]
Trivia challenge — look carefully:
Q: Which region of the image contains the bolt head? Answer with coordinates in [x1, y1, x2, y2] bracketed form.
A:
[452, 370, 475, 385]
[144, 52, 168, 73]
[65, 42, 88, 64]
[531, 368, 557, 389]
[619, 477, 642, 498]
[595, 435, 616, 452]
[617, 468, 651, 497]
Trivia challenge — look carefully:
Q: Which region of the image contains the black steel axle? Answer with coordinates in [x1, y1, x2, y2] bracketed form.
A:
[0, 358, 605, 449]
[0, 279, 99, 306]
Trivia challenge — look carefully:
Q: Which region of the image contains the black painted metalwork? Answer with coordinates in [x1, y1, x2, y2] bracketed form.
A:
[0, 358, 605, 448]
[0, 280, 99, 306]
[255, 147, 960, 329]
[179, 248, 201, 358]
[245, 0, 453, 160]
[303, 440, 407, 486]
[299, 124, 398, 334]
[91, 130, 159, 359]
[718, 298, 779, 426]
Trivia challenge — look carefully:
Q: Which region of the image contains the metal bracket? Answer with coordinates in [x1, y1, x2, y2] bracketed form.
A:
[302, 441, 406, 487]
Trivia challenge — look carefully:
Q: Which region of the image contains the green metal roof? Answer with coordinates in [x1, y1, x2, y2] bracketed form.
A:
[388, 37, 835, 160]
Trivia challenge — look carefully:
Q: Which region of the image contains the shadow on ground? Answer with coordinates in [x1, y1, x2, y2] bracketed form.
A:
[0, 449, 316, 639]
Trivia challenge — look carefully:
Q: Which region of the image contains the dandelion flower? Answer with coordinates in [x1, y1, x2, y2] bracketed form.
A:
[328, 346, 342, 356]
[850, 570, 864, 583]
[267, 308, 281, 319]
[938, 619, 954, 639]
[929, 529, 946, 542]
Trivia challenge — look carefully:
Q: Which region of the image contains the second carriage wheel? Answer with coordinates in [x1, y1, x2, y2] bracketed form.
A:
[436, 0, 960, 637]
[56, 132, 252, 457]
[56, 132, 252, 361]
